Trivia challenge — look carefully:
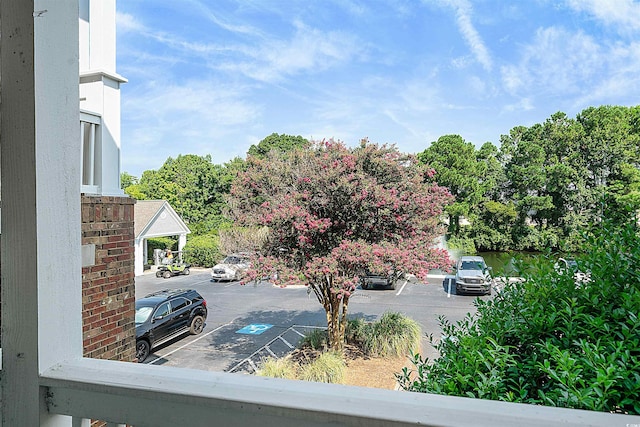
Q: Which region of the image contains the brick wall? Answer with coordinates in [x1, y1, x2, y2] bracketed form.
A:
[81, 195, 136, 362]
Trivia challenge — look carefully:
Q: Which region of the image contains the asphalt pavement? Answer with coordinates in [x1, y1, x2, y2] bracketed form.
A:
[135, 267, 486, 372]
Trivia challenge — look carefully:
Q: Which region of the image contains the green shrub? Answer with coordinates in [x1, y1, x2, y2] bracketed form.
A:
[361, 312, 422, 357]
[398, 222, 640, 415]
[299, 351, 345, 383]
[446, 235, 476, 255]
[345, 317, 367, 346]
[256, 357, 297, 380]
[299, 328, 328, 351]
[182, 233, 221, 267]
[146, 237, 176, 263]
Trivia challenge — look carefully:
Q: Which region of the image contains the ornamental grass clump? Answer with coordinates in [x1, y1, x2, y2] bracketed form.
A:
[299, 351, 345, 384]
[361, 312, 422, 357]
[256, 357, 297, 380]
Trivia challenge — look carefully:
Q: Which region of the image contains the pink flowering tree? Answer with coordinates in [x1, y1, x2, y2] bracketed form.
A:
[229, 139, 453, 350]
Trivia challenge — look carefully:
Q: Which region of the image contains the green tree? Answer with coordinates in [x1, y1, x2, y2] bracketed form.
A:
[138, 154, 224, 227]
[229, 139, 453, 350]
[120, 171, 138, 189]
[577, 105, 640, 222]
[247, 133, 309, 159]
[417, 135, 484, 236]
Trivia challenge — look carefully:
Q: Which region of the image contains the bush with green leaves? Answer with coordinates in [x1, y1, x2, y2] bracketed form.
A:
[398, 223, 640, 415]
[182, 233, 221, 267]
[146, 237, 176, 263]
[298, 328, 328, 351]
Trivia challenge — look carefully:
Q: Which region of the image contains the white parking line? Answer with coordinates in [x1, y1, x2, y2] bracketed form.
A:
[147, 321, 233, 364]
[190, 278, 215, 286]
[395, 280, 408, 296]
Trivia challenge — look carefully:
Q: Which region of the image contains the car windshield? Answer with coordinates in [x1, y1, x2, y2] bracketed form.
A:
[223, 256, 247, 264]
[460, 261, 485, 270]
[135, 306, 154, 324]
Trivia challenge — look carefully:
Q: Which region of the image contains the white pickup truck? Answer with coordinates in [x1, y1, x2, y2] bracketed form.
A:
[452, 255, 493, 295]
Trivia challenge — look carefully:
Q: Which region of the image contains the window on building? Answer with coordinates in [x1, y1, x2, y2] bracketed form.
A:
[80, 111, 101, 193]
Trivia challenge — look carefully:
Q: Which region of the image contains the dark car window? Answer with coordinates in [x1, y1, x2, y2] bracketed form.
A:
[154, 302, 171, 319]
[170, 297, 190, 311]
[461, 261, 484, 270]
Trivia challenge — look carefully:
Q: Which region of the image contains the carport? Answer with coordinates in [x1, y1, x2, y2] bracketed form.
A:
[134, 200, 190, 276]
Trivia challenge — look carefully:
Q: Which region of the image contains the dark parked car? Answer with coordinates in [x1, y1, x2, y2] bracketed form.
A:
[135, 289, 207, 362]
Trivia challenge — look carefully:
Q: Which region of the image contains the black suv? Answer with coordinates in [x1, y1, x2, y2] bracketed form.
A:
[135, 289, 207, 362]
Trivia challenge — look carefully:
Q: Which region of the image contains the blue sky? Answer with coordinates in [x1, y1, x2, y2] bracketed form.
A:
[116, 0, 640, 178]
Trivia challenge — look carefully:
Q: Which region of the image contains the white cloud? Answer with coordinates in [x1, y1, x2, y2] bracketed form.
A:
[116, 12, 145, 33]
[121, 79, 261, 165]
[216, 20, 363, 83]
[565, 0, 640, 34]
[435, 0, 493, 72]
[500, 27, 601, 97]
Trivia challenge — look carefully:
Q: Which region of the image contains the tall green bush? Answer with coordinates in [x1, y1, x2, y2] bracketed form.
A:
[398, 222, 640, 414]
[182, 233, 221, 267]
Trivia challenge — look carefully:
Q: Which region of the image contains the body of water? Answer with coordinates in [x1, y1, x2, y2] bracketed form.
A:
[477, 251, 542, 276]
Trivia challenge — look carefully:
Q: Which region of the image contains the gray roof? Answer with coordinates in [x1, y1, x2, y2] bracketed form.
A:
[134, 200, 190, 239]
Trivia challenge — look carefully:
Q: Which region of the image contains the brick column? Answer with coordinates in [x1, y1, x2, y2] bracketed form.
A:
[81, 195, 136, 361]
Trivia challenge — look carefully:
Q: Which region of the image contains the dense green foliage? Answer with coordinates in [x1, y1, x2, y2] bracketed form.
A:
[128, 109, 640, 256]
[182, 233, 221, 267]
[146, 237, 176, 262]
[418, 105, 640, 252]
[135, 154, 225, 225]
[247, 133, 309, 159]
[398, 223, 640, 414]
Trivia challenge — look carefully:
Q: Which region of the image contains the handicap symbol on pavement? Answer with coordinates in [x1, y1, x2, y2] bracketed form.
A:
[236, 324, 273, 335]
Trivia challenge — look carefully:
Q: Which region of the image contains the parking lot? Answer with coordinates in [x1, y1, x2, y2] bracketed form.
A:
[135, 268, 488, 372]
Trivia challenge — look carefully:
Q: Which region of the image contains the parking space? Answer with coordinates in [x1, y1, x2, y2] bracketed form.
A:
[135, 269, 484, 371]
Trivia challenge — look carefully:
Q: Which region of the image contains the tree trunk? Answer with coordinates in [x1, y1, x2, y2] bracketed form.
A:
[313, 274, 350, 352]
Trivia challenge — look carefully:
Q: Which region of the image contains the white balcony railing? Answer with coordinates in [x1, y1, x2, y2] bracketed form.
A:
[41, 358, 638, 427]
[2, 3, 640, 427]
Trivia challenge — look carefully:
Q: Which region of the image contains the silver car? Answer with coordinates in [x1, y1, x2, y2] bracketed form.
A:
[454, 255, 493, 295]
[210, 253, 252, 282]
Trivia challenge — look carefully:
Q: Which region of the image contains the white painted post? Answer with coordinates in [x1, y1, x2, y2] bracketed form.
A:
[178, 233, 187, 253]
[1, 1, 81, 426]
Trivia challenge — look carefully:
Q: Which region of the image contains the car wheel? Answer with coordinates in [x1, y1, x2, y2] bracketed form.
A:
[155, 271, 162, 278]
[456, 286, 463, 295]
[388, 281, 396, 290]
[190, 315, 205, 335]
[136, 340, 150, 363]
[163, 271, 171, 279]
[183, 268, 190, 276]
[360, 280, 368, 290]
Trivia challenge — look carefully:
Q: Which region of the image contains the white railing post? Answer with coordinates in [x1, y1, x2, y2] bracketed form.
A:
[1, 1, 81, 426]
